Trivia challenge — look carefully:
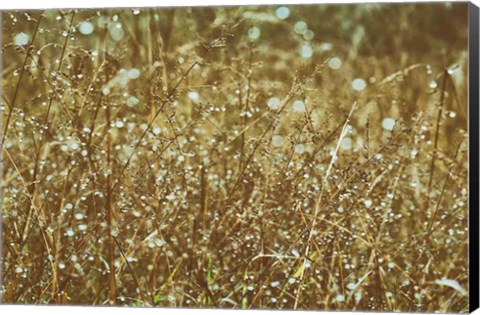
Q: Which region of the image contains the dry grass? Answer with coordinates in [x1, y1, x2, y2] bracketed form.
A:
[0, 3, 470, 312]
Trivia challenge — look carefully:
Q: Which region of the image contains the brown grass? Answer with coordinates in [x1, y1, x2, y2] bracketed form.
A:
[0, 3, 470, 312]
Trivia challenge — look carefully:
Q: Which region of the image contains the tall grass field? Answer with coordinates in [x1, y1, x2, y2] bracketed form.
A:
[0, 3, 470, 312]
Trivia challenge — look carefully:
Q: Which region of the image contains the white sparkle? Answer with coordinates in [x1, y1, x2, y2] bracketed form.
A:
[272, 135, 284, 147]
[382, 118, 396, 131]
[293, 100, 306, 112]
[328, 57, 342, 70]
[267, 97, 281, 110]
[275, 7, 290, 20]
[14, 32, 29, 46]
[248, 26, 261, 41]
[79, 21, 95, 35]
[128, 68, 141, 79]
[299, 44, 313, 59]
[352, 78, 367, 91]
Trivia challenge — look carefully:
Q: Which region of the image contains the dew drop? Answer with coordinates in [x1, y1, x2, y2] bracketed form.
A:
[340, 137, 352, 151]
[426, 64, 433, 75]
[248, 26, 261, 41]
[153, 127, 161, 135]
[319, 42, 333, 51]
[294, 21, 308, 35]
[79, 21, 95, 35]
[354, 291, 362, 302]
[14, 32, 29, 46]
[267, 97, 281, 110]
[328, 57, 342, 70]
[272, 135, 284, 147]
[188, 91, 200, 102]
[352, 78, 367, 91]
[347, 283, 357, 290]
[299, 44, 313, 59]
[128, 68, 141, 79]
[382, 117, 396, 131]
[410, 149, 418, 158]
[293, 100, 306, 112]
[70, 142, 79, 150]
[109, 23, 125, 41]
[275, 6, 290, 20]
[303, 30, 315, 41]
[127, 96, 140, 107]
[102, 87, 110, 95]
[294, 144, 305, 154]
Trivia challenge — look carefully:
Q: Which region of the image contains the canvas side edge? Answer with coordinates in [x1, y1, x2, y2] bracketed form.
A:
[469, 1, 480, 313]
[0, 10, 4, 306]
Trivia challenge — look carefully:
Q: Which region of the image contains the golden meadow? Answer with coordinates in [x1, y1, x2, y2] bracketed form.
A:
[0, 3, 470, 312]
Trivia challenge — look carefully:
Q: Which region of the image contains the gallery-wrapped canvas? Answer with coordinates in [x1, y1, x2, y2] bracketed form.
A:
[0, 1, 479, 313]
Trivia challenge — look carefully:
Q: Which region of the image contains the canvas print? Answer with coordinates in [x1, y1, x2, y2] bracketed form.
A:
[0, 2, 477, 312]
